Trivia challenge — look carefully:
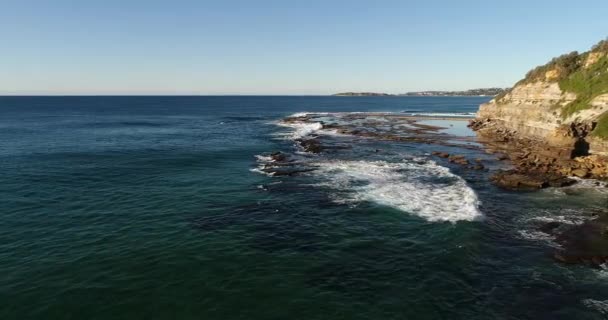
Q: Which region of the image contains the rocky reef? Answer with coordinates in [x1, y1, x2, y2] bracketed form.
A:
[469, 39, 608, 182]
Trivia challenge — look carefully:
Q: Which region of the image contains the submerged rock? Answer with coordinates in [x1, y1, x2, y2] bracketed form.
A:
[490, 170, 576, 190]
[537, 221, 562, 235]
[473, 163, 485, 170]
[270, 151, 289, 162]
[552, 214, 608, 268]
[267, 168, 315, 176]
[431, 151, 450, 158]
[448, 155, 469, 165]
[296, 138, 324, 153]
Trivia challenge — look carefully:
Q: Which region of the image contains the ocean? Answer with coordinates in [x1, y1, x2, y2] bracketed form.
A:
[1, 96, 607, 319]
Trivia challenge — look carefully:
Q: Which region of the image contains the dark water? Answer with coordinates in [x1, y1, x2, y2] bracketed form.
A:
[1, 96, 607, 319]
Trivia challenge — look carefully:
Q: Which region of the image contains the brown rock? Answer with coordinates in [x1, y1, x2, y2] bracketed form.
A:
[552, 214, 608, 268]
[268, 168, 315, 176]
[571, 168, 589, 178]
[448, 155, 469, 165]
[270, 152, 288, 162]
[431, 151, 450, 158]
[553, 252, 578, 265]
[538, 221, 561, 234]
[591, 167, 605, 177]
[491, 172, 547, 189]
[490, 170, 576, 190]
[297, 138, 324, 153]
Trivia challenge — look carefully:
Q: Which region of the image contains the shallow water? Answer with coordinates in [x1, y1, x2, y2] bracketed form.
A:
[1, 96, 607, 319]
[417, 119, 475, 136]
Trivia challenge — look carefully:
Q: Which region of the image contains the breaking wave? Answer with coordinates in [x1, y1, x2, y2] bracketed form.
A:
[276, 121, 324, 140]
[582, 299, 608, 315]
[521, 208, 592, 226]
[310, 158, 482, 222]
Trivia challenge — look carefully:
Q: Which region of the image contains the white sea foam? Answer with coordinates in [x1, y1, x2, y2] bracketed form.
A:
[310, 158, 482, 222]
[288, 112, 312, 118]
[566, 177, 608, 190]
[520, 207, 592, 226]
[287, 112, 333, 118]
[249, 168, 274, 177]
[517, 230, 559, 245]
[255, 155, 274, 162]
[277, 121, 324, 140]
[582, 299, 608, 315]
[516, 208, 590, 245]
[595, 267, 608, 279]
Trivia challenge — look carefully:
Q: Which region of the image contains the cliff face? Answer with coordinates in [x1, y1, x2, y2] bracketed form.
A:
[471, 39, 608, 178]
[477, 82, 576, 146]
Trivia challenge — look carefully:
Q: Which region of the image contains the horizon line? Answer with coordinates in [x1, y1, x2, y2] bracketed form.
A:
[0, 94, 498, 97]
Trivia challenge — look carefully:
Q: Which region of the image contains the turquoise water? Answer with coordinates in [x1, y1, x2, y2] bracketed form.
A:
[1, 96, 607, 319]
[417, 119, 476, 136]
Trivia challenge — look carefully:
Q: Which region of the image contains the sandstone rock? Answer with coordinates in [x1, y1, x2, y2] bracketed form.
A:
[469, 46, 608, 180]
[491, 171, 547, 189]
[592, 167, 606, 176]
[490, 170, 576, 190]
[473, 164, 485, 170]
[448, 155, 469, 165]
[571, 168, 589, 178]
[431, 151, 450, 158]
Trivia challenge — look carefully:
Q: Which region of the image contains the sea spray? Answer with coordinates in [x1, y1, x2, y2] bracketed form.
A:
[310, 159, 482, 222]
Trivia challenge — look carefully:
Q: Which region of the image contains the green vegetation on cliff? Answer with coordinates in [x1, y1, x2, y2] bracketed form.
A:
[502, 39, 608, 138]
[519, 51, 581, 85]
[592, 113, 608, 138]
[560, 55, 608, 117]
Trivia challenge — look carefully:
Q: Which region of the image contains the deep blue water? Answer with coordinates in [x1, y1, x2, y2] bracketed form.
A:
[1, 96, 607, 319]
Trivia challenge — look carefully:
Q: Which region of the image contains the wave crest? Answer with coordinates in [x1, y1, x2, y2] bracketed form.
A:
[277, 121, 324, 140]
[311, 159, 482, 222]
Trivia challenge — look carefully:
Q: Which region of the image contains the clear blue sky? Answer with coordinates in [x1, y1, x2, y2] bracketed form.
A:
[1, 0, 607, 95]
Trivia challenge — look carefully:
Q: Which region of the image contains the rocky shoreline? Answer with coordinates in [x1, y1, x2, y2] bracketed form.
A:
[263, 112, 608, 270]
[278, 112, 608, 189]
[468, 118, 608, 189]
[467, 118, 608, 268]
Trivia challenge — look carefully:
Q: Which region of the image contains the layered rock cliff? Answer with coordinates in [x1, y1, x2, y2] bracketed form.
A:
[470, 39, 608, 179]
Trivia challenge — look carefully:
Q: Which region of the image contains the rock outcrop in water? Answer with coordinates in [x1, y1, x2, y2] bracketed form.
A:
[469, 39, 608, 182]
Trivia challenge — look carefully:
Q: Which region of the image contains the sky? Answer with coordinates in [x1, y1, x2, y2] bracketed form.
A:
[1, 0, 607, 95]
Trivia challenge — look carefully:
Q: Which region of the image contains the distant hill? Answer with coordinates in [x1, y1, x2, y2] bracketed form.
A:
[333, 88, 506, 97]
[332, 92, 393, 96]
[401, 88, 506, 97]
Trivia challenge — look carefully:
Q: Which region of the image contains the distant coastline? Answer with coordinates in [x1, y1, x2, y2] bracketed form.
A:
[331, 92, 393, 97]
[333, 88, 506, 97]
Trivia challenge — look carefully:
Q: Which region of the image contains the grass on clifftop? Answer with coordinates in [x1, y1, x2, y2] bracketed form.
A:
[592, 113, 608, 138]
[500, 39, 608, 138]
[520, 51, 581, 85]
[559, 55, 608, 118]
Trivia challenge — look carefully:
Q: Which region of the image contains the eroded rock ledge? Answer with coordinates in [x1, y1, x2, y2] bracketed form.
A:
[469, 116, 608, 184]
[469, 40, 608, 186]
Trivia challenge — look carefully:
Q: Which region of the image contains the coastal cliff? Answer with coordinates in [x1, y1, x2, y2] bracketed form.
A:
[470, 39, 608, 179]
